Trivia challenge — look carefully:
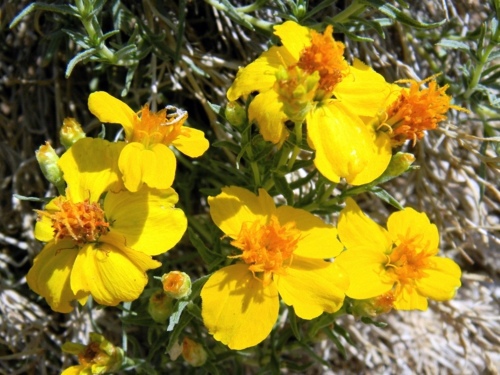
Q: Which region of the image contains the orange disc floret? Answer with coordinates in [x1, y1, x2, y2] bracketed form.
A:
[230, 215, 301, 284]
[387, 242, 431, 285]
[386, 75, 467, 146]
[38, 197, 109, 244]
[130, 105, 188, 147]
[297, 25, 348, 94]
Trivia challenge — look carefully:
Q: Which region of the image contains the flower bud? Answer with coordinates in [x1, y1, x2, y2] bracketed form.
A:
[61, 332, 124, 374]
[36, 142, 65, 194]
[350, 292, 395, 318]
[60, 117, 86, 149]
[148, 289, 174, 324]
[182, 337, 207, 367]
[161, 271, 191, 300]
[374, 152, 416, 185]
[225, 101, 247, 128]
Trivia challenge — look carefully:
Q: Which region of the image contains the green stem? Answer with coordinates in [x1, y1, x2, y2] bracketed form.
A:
[77, 1, 116, 62]
[464, 24, 500, 99]
[287, 121, 303, 171]
[330, 0, 367, 24]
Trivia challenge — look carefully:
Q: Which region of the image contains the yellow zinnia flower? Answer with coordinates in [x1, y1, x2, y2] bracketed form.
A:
[227, 20, 393, 185]
[27, 138, 187, 313]
[371, 75, 469, 146]
[88, 91, 209, 192]
[200, 186, 348, 350]
[335, 198, 461, 310]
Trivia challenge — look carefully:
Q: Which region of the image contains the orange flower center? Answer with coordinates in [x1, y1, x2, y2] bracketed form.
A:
[38, 197, 109, 244]
[297, 25, 348, 96]
[386, 242, 430, 285]
[384, 76, 466, 146]
[130, 105, 188, 148]
[162, 273, 184, 293]
[230, 215, 301, 285]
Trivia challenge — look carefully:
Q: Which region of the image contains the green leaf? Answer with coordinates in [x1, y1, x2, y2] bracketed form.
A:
[273, 174, 294, 205]
[167, 300, 190, 332]
[65, 48, 97, 77]
[13, 194, 52, 203]
[165, 308, 193, 352]
[187, 227, 220, 266]
[322, 327, 346, 359]
[219, 0, 255, 30]
[174, 0, 187, 63]
[361, 0, 446, 29]
[288, 306, 302, 341]
[436, 39, 471, 53]
[62, 29, 91, 49]
[370, 187, 405, 210]
[207, 101, 224, 117]
[212, 140, 242, 155]
[9, 2, 77, 29]
[361, 316, 388, 328]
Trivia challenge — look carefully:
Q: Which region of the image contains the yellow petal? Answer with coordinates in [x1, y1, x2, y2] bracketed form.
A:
[338, 198, 392, 251]
[26, 240, 87, 313]
[88, 91, 137, 140]
[416, 257, 461, 301]
[348, 132, 392, 186]
[393, 283, 428, 311]
[34, 197, 62, 242]
[171, 127, 209, 157]
[61, 365, 86, 375]
[307, 102, 391, 185]
[200, 264, 279, 350]
[248, 89, 288, 145]
[70, 241, 160, 306]
[273, 21, 310, 62]
[59, 138, 125, 202]
[387, 208, 439, 255]
[334, 59, 395, 117]
[334, 245, 393, 300]
[208, 187, 275, 238]
[118, 142, 176, 192]
[276, 257, 348, 319]
[104, 187, 187, 255]
[275, 206, 343, 258]
[227, 46, 287, 101]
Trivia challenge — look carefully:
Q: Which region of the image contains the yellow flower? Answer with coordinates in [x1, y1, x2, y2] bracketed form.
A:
[227, 21, 392, 185]
[201, 186, 348, 349]
[27, 138, 187, 313]
[372, 75, 469, 146]
[88, 92, 209, 192]
[61, 332, 124, 375]
[335, 198, 461, 310]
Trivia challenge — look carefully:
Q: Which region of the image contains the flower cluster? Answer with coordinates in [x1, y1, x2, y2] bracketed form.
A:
[29, 95, 209, 313]
[27, 18, 465, 373]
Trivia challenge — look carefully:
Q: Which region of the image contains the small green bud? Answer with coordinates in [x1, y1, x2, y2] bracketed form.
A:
[350, 292, 395, 318]
[36, 142, 65, 194]
[225, 101, 247, 128]
[182, 338, 207, 367]
[60, 117, 86, 149]
[161, 271, 192, 300]
[148, 290, 174, 324]
[376, 152, 416, 184]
